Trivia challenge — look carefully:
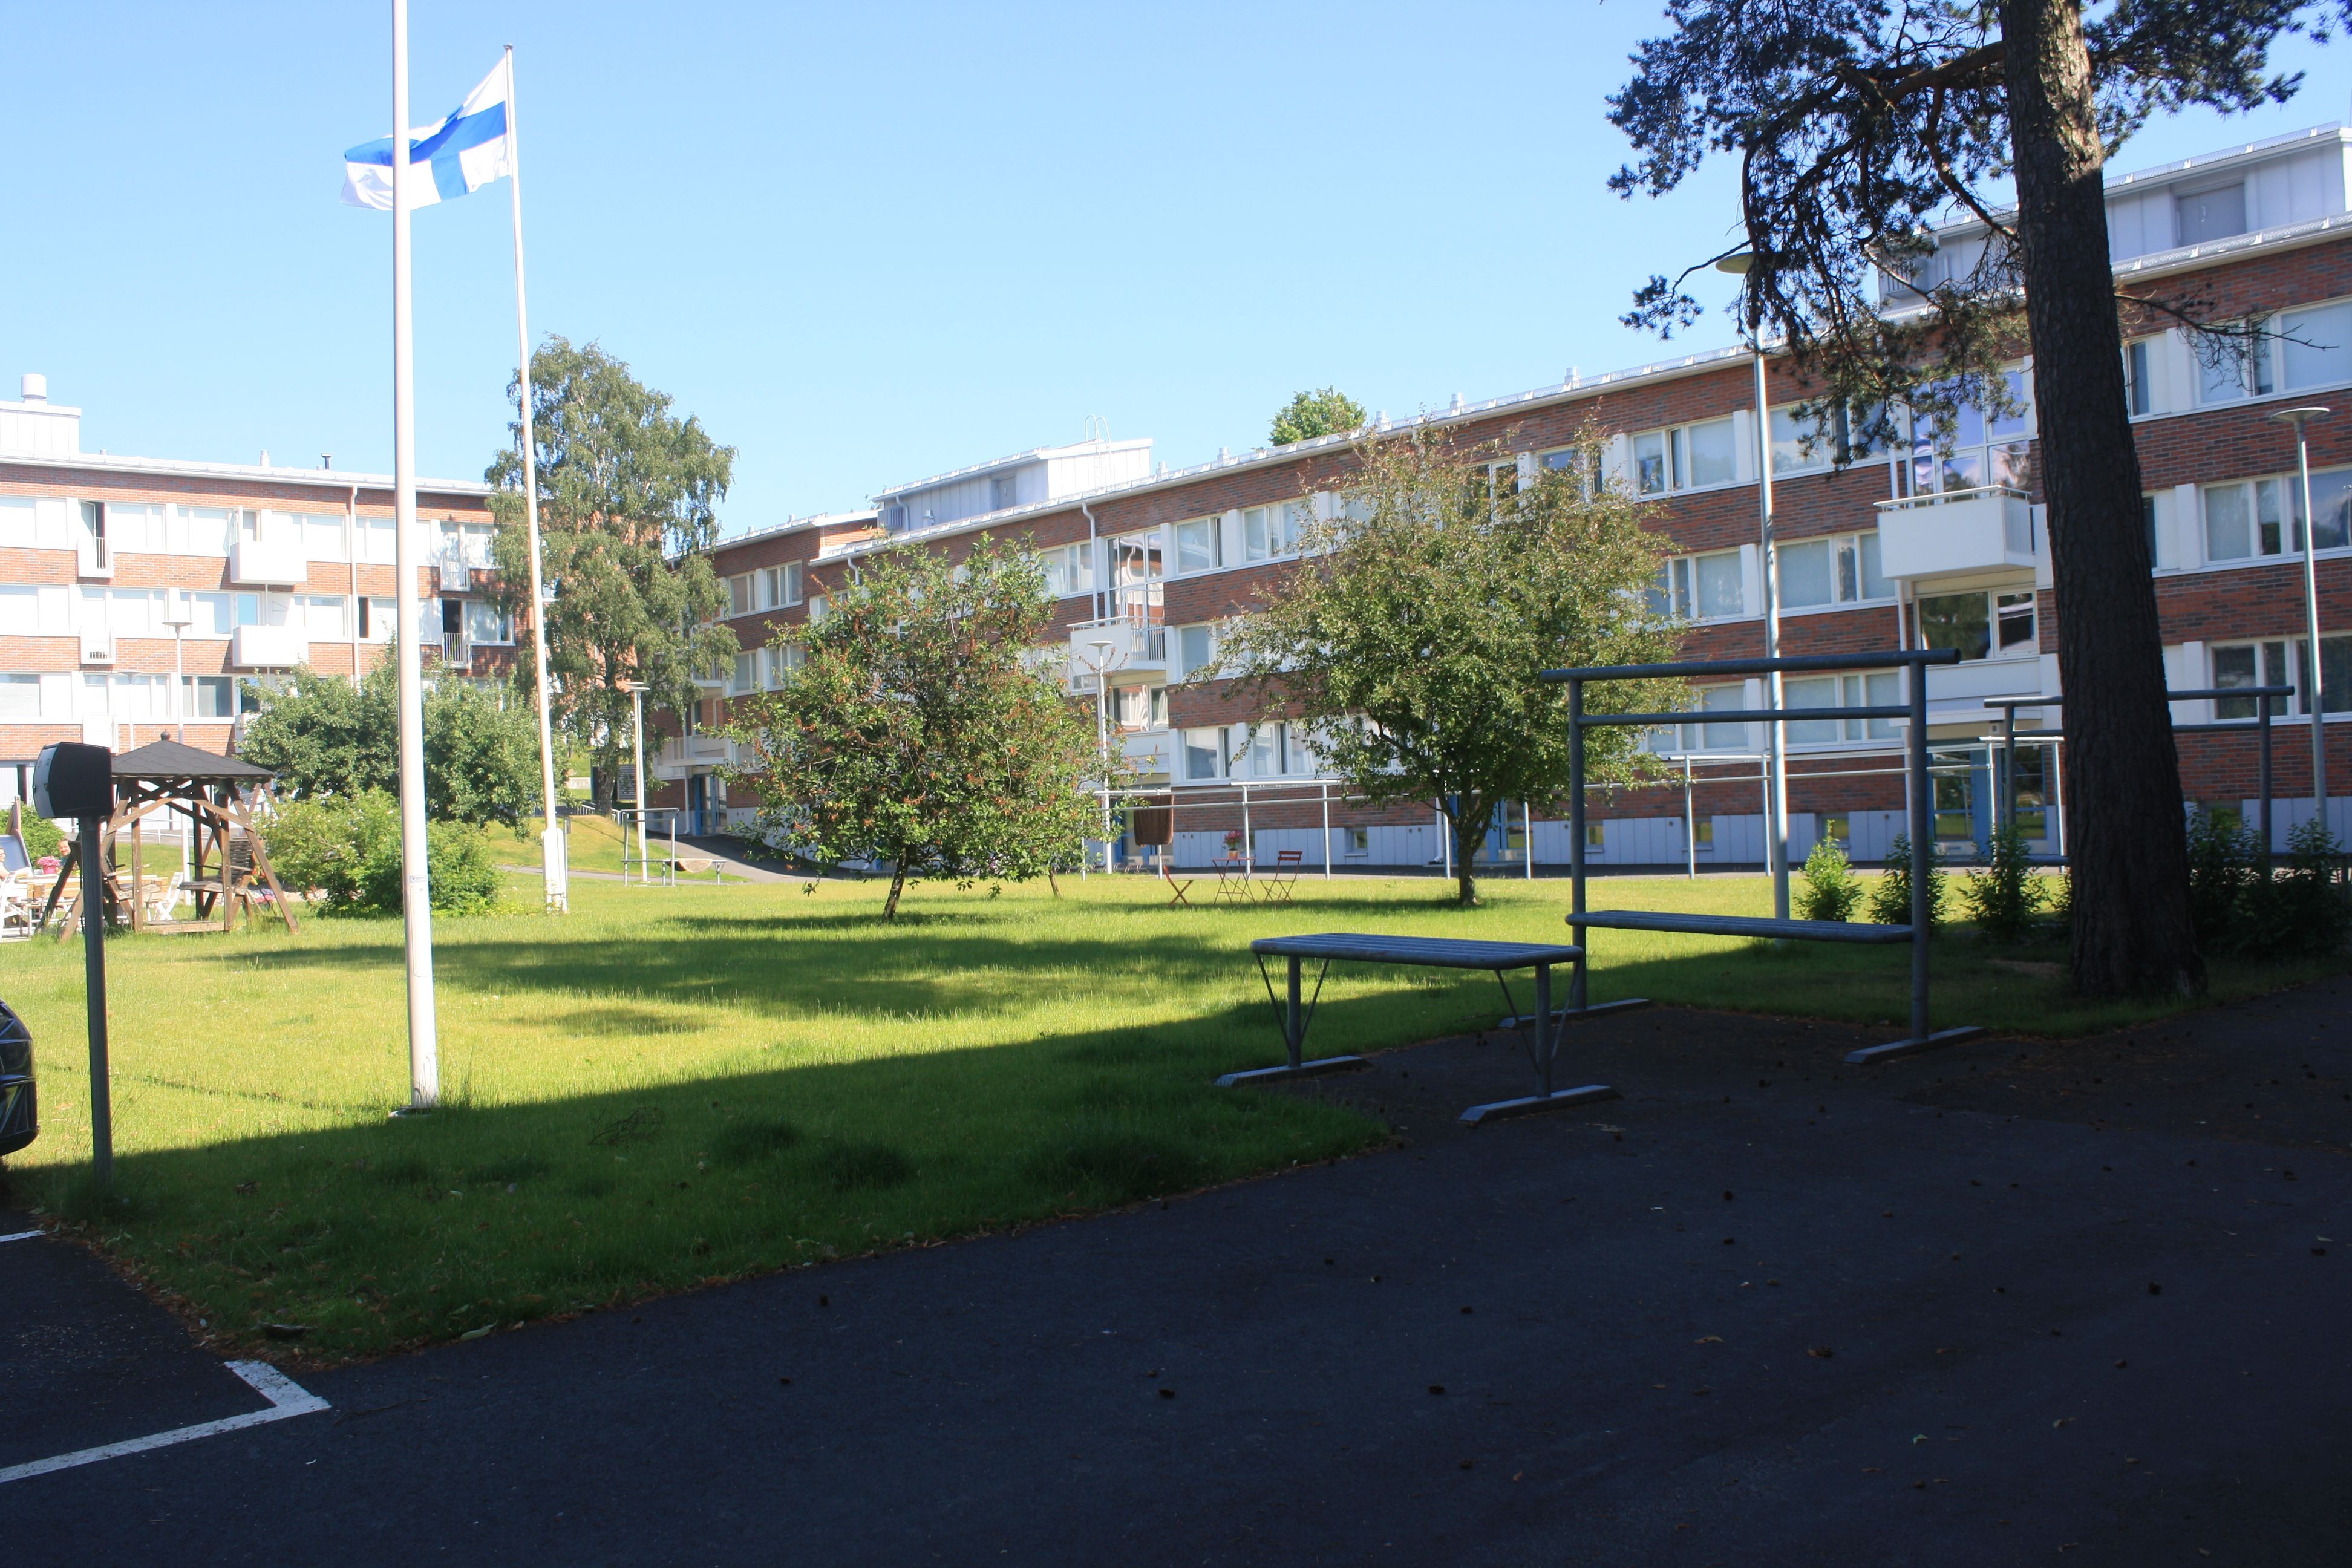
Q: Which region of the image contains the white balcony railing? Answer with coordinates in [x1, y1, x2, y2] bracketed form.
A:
[442, 633, 474, 670]
[231, 624, 309, 668]
[1070, 616, 1168, 675]
[229, 537, 307, 587]
[79, 631, 116, 665]
[77, 537, 113, 579]
[1119, 730, 1175, 777]
[1873, 486, 2037, 580]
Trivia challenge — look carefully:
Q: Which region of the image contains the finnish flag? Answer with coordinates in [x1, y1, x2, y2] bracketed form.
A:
[341, 56, 512, 210]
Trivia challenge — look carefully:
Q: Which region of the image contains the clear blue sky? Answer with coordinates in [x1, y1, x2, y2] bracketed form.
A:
[3, 4, 2348, 535]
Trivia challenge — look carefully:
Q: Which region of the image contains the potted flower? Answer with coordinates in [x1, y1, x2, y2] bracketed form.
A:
[1222, 828, 1245, 861]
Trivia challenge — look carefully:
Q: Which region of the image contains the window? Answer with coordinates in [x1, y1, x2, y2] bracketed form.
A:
[0, 674, 36, 718]
[762, 561, 803, 607]
[1768, 403, 1883, 475]
[1041, 543, 1094, 599]
[2213, 640, 2293, 719]
[1775, 532, 1890, 609]
[1906, 371, 2033, 495]
[991, 474, 1019, 511]
[1113, 685, 1166, 731]
[2204, 467, 2352, 560]
[1650, 549, 1746, 619]
[185, 675, 235, 719]
[2124, 338, 2154, 416]
[2310, 634, 2352, 715]
[1779, 671, 1900, 744]
[2175, 182, 2246, 245]
[1183, 727, 1226, 780]
[2198, 317, 2276, 404]
[1538, 445, 1604, 496]
[302, 513, 348, 561]
[1173, 515, 1222, 573]
[304, 595, 347, 639]
[1919, 590, 2035, 661]
[1633, 416, 1740, 495]
[465, 601, 512, 644]
[1243, 503, 1307, 561]
[1345, 826, 1370, 856]
[1821, 814, 1850, 845]
[1175, 623, 1217, 681]
[1585, 822, 1607, 849]
[728, 573, 754, 616]
[2281, 300, 2352, 393]
[357, 515, 398, 563]
[807, 593, 829, 623]
[1245, 725, 1282, 776]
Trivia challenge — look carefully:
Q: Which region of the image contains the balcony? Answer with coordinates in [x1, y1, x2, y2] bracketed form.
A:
[1873, 487, 2038, 580]
[229, 537, 307, 587]
[441, 633, 474, 670]
[77, 537, 112, 579]
[80, 630, 116, 665]
[1070, 616, 1168, 676]
[231, 624, 309, 669]
[1119, 730, 1175, 777]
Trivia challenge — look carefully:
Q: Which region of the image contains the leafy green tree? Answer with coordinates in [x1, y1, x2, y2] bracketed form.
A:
[264, 791, 502, 916]
[1606, 2, 2341, 996]
[723, 537, 1105, 920]
[1269, 387, 1368, 446]
[485, 336, 737, 807]
[1215, 428, 1681, 906]
[235, 664, 540, 825]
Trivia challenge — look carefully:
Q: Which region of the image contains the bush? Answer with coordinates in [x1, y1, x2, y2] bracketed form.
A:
[16, 814, 63, 862]
[2238, 817, 2351, 958]
[263, 791, 502, 916]
[2183, 809, 2259, 950]
[1867, 832, 1945, 930]
[1797, 837, 1862, 922]
[1958, 825, 2048, 942]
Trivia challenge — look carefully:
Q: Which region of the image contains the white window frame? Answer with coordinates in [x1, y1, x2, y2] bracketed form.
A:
[1631, 414, 1742, 495]
[1650, 547, 1748, 621]
[1774, 531, 1893, 612]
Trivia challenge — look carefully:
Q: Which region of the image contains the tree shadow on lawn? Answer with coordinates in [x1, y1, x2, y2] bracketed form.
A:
[24, 987, 1506, 1364]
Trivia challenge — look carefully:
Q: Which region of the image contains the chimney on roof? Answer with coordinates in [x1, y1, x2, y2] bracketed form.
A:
[321, 454, 333, 470]
[260, 449, 271, 468]
[20, 373, 46, 404]
[1449, 393, 1465, 411]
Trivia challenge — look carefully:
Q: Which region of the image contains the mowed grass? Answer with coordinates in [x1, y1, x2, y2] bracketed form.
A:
[486, 813, 731, 881]
[0, 868, 2337, 1364]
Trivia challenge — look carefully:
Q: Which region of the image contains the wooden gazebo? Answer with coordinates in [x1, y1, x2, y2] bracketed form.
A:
[40, 739, 296, 937]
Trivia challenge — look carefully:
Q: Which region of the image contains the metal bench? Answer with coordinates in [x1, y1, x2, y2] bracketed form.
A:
[1548, 648, 1985, 1066]
[1222, 933, 1634, 1125]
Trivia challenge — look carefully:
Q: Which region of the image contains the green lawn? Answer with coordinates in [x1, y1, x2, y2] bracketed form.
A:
[1, 869, 2337, 1364]
[487, 812, 733, 881]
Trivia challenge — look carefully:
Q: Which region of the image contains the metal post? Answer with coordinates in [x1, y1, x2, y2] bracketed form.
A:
[1439, 803, 1450, 883]
[1524, 799, 1534, 880]
[389, 0, 438, 1112]
[630, 685, 648, 881]
[2051, 731, 2066, 860]
[505, 45, 566, 915]
[1569, 680, 1588, 1011]
[2259, 697, 2275, 874]
[1321, 780, 1331, 878]
[1684, 754, 1696, 880]
[1241, 781, 1253, 879]
[1533, 962, 1553, 1095]
[1285, 955, 1303, 1071]
[1754, 349, 1789, 920]
[80, 814, 112, 1188]
[2001, 705, 2017, 841]
[1907, 659, 1931, 1044]
[2282, 410, 2329, 814]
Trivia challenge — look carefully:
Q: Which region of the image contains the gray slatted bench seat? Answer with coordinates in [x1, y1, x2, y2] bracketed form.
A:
[1222, 933, 1631, 1126]
[1571, 912, 1914, 944]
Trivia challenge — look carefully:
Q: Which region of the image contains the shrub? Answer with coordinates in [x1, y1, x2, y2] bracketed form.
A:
[263, 791, 501, 916]
[1958, 825, 2048, 943]
[16, 814, 62, 862]
[2183, 809, 2259, 950]
[2239, 818, 2351, 958]
[1867, 832, 1945, 930]
[1797, 837, 1862, 922]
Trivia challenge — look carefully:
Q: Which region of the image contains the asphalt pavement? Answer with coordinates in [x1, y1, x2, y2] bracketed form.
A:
[5, 976, 2348, 1566]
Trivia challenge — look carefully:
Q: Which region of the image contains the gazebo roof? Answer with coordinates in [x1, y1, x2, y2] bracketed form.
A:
[111, 739, 275, 783]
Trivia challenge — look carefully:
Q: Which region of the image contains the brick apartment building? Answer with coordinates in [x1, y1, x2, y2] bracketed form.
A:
[0, 379, 505, 799]
[659, 120, 2352, 872]
[7, 121, 2348, 877]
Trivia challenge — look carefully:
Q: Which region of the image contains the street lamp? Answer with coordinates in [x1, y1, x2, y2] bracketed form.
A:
[2269, 406, 2332, 819]
[1716, 249, 1790, 918]
[1084, 637, 1117, 870]
[616, 677, 650, 881]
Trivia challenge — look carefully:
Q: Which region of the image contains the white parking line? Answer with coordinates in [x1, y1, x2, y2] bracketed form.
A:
[0, 1229, 43, 1244]
[0, 1361, 330, 1485]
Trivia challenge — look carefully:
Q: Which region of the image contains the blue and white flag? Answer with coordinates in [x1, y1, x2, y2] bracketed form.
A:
[341, 56, 512, 211]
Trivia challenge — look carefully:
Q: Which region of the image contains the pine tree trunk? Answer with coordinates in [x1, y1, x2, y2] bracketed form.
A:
[1999, 0, 2204, 997]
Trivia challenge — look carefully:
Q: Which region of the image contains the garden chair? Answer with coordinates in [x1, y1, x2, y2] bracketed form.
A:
[1160, 853, 1195, 907]
[1257, 849, 1304, 905]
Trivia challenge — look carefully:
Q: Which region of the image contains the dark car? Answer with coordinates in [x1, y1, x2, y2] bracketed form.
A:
[0, 998, 32, 1157]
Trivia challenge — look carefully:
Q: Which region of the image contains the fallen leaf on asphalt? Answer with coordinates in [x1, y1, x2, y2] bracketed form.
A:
[1696, 1335, 1723, 1344]
[1808, 1347, 1833, 1359]
[459, 1325, 493, 1341]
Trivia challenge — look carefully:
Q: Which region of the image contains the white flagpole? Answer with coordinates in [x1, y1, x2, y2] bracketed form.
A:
[504, 44, 567, 913]
[391, 0, 439, 1109]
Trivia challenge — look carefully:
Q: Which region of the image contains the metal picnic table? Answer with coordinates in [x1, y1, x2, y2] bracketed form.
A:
[1223, 933, 1642, 1125]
